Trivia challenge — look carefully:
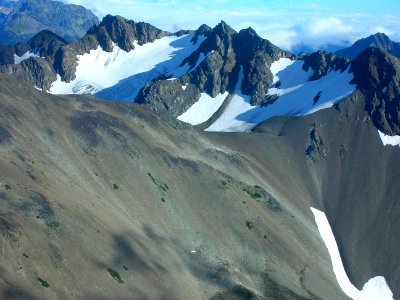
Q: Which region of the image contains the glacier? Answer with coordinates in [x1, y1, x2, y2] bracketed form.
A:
[49, 33, 206, 101]
[204, 58, 356, 132]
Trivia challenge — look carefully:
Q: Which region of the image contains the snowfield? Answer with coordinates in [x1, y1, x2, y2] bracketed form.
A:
[378, 131, 400, 147]
[49, 33, 206, 101]
[205, 58, 356, 132]
[310, 207, 394, 300]
[14, 51, 40, 64]
[177, 91, 228, 125]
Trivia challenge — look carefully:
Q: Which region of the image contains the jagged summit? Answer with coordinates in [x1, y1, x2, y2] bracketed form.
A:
[336, 32, 400, 59]
[84, 14, 168, 52]
[302, 51, 350, 80]
[351, 47, 400, 135]
[137, 20, 292, 116]
[0, 29, 67, 66]
[1, 15, 399, 137]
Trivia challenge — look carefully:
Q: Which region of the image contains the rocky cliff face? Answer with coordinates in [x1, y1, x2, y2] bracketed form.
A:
[351, 47, 400, 135]
[53, 15, 169, 83]
[136, 21, 292, 115]
[0, 30, 67, 66]
[0, 15, 170, 91]
[0, 30, 67, 90]
[0, 0, 99, 44]
[301, 51, 350, 80]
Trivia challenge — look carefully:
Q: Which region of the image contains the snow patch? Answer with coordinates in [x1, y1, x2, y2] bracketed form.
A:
[49, 34, 206, 101]
[270, 58, 295, 84]
[206, 60, 355, 132]
[193, 51, 213, 70]
[206, 67, 254, 132]
[182, 84, 187, 91]
[310, 207, 393, 300]
[178, 91, 229, 125]
[14, 51, 40, 64]
[378, 131, 400, 147]
[167, 50, 212, 80]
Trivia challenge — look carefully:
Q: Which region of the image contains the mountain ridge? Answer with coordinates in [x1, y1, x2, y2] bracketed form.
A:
[1, 15, 400, 136]
[0, 0, 99, 44]
[336, 32, 400, 59]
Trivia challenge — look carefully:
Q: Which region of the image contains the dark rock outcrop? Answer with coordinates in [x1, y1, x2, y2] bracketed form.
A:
[351, 47, 400, 135]
[0, 15, 170, 89]
[306, 126, 328, 161]
[302, 51, 350, 80]
[0, 30, 67, 89]
[136, 21, 292, 116]
[53, 15, 169, 83]
[0, 30, 67, 66]
[1, 57, 57, 90]
[234, 27, 290, 105]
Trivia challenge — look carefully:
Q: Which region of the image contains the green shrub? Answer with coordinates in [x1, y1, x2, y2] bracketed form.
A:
[147, 173, 156, 184]
[46, 220, 60, 229]
[242, 186, 262, 199]
[245, 221, 254, 230]
[107, 268, 124, 284]
[37, 278, 49, 288]
[113, 183, 119, 190]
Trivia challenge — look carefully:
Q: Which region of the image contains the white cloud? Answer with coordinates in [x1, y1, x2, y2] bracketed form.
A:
[60, 0, 400, 52]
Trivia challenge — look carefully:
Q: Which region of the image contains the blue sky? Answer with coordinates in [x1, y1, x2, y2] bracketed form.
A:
[62, 0, 400, 52]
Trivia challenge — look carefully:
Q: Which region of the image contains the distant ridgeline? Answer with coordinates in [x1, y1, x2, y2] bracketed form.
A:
[0, 0, 99, 44]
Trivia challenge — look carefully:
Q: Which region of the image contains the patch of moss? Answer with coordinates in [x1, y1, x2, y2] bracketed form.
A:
[242, 186, 262, 199]
[4, 184, 11, 191]
[148, 173, 169, 192]
[37, 277, 49, 288]
[147, 173, 156, 184]
[245, 221, 254, 230]
[221, 180, 228, 187]
[46, 220, 60, 229]
[161, 198, 166, 203]
[113, 183, 119, 190]
[123, 265, 128, 270]
[107, 268, 124, 283]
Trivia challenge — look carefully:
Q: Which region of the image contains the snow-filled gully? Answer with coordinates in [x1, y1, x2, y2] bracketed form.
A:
[310, 207, 393, 300]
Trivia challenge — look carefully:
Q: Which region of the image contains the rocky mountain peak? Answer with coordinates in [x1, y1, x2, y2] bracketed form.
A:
[195, 24, 212, 35]
[214, 20, 236, 37]
[302, 51, 350, 80]
[86, 14, 168, 52]
[336, 32, 400, 59]
[237, 27, 258, 39]
[351, 47, 400, 135]
[137, 20, 292, 116]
